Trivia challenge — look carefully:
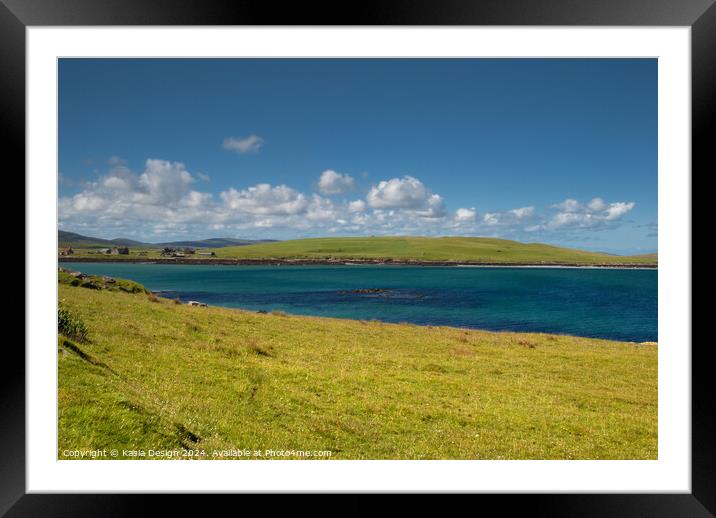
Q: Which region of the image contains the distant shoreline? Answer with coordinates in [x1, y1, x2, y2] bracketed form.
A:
[58, 256, 657, 269]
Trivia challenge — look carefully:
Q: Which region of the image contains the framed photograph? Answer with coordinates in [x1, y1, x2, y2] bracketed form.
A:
[8, 0, 708, 511]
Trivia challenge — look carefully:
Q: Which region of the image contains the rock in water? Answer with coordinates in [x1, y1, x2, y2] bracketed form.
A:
[338, 288, 390, 294]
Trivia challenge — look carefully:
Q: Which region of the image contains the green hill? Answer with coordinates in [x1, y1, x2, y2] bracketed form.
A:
[58, 230, 120, 248]
[58, 230, 149, 248]
[59, 230, 276, 249]
[211, 236, 657, 265]
[58, 273, 657, 460]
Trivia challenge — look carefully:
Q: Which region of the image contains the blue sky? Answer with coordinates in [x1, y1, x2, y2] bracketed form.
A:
[58, 58, 657, 254]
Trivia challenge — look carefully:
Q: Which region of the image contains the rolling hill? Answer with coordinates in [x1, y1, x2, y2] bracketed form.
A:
[59, 232, 657, 266]
[58, 230, 275, 249]
[210, 236, 657, 265]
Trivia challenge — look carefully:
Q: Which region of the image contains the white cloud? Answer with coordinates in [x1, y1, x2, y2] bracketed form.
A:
[196, 172, 210, 182]
[181, 191, 212, 208]
[137, 159, 195, 204]
[483, 213, 500, 226]
[417, 194, 446, 218]
[58, 157, 640, 242]
[222, 135, 265, 153]
[510, 206, 534, 219]
[317, 170, 355, 196]
[68, 193, 104, 212]
[366, 175, 445, 217]
[62, 159, 197, 216]
[604, 201, 635, 221]
[552, 198, 581, 212]
[547, 198, 635, 230]
[587, 197, 606, 211]
[58, 159, 217, 240]
[348, 200, 366, 213]
[220, 184, 308, 215]
[102, 175, 130, 191]
[305, 195, 338, 221]
[549, 212, 592, 229]
[455, 207, 476, 222]
[479, 206, 536, 228]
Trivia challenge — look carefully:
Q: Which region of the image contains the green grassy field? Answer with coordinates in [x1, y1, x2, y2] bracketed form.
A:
[210, 236, 656, 265]
[60, 247, 165, 260]
[60, 236, 657, 265]
[58, 273, 657, 460]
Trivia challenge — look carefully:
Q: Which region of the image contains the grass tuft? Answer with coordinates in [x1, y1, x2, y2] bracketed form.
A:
[246, 339, 273, 357]
[58, 305, 88, 342]
[174, 423, 201, 446]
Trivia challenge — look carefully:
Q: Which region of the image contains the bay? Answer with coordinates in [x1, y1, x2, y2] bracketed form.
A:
[61, 263, 657, 342]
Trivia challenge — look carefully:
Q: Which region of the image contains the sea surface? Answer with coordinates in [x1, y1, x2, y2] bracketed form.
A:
[61, 263, 657, 342]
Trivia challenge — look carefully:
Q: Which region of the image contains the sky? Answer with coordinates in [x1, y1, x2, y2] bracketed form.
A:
[58, 58, 657, 254]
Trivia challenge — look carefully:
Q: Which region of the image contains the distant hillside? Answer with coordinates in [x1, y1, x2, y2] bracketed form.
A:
[110, 238, 148, 247]
[58, 230, 276, 249]
[211, 236, 658, 266]
[59, 232, 657, 266]
[158, 238, 276, 248]
[630, 253, 658, 260]
[59, 230, 119, 247]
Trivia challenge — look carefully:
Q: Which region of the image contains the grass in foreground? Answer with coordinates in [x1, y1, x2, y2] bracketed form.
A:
[58, 275, 657, 460]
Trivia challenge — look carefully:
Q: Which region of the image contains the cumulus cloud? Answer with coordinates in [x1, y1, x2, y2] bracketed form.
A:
[479, 206, 537, 228]
[59, 158, 218, 239]
[455, 207, 476, 222]
[222, 135, 265, 153]
[305, 195, 339, 221]
[220, 184, 308, 215]
[59, 165, 455, 238]
[552, 198, 582, 213]
[348, 200, 366, 213]
[604, 201, 635, 221]
[138, 159, 195, 204]
[367, 176, 426, 209]
[62, 159, 197, 215]
[587, 197, 606, 211]
[317, 169, 355, 195]
[510, 206, 535, 219]
[546, 198, 635, 230]
[483, 213, 500, 226]
[58, 157, 640, 242]
[366, 176, 445, 218]
[181, 190, 213, 208]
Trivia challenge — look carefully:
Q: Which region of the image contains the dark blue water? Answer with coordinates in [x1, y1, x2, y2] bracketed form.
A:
[62, 263, 657, 342]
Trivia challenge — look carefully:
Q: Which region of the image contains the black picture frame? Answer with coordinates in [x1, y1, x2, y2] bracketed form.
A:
[5, 0, 707, 513]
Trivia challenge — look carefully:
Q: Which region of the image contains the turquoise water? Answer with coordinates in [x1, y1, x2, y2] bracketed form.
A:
[62, 263, 657, 342]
